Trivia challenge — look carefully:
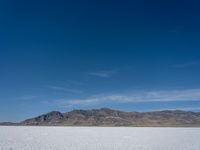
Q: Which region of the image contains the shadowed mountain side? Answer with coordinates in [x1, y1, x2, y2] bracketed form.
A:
[18, 108, 200, 127]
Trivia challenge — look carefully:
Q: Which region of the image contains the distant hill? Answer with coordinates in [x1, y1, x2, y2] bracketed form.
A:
[0, 122, 19, 126]
[17, 108, 200, 127]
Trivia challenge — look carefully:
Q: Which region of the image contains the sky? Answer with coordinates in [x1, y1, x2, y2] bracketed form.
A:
[1, 0, 200, 122]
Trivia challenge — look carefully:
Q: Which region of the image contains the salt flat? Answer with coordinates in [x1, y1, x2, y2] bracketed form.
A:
[0, 127, 200, 150]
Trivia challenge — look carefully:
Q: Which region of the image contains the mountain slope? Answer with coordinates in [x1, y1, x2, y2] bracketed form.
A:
[20, 108, 200, 127]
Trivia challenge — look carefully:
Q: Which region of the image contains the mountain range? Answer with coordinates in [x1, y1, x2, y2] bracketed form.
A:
[2, 108, 199, 127]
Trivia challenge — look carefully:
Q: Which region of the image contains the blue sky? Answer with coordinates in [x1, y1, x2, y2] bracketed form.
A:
[1, 0, 200, 122]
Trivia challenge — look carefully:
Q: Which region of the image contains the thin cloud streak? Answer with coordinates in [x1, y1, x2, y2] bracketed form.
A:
[47, 85, 83, 94]
[60, 88, 200, 107]
[87, 70, 117, 78]
[20, 95, 41, 100]
[65, 80, 83, 85]
[173, 61, 200, 68]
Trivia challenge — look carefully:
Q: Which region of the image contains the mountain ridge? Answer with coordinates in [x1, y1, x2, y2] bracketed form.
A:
[15, 108, 200, 127]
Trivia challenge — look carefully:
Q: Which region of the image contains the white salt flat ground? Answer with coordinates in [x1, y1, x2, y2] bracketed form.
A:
[0, 126, 200, 150]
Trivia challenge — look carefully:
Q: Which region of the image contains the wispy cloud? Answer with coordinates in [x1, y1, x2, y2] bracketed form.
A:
[65, 80, 83, 85]
[87, 70, 117, 78]
[47, 85, 83, 94]
[60, 88, 200, 107]
[173, 61, 200, 68]
[20, 95, 41, 100]
[168, 26, 184, 35]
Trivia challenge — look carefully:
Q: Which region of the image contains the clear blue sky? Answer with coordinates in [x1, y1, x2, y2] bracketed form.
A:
[1, 0, 200, 122]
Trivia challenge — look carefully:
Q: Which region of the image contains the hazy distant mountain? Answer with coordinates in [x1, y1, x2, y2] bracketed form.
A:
[19, 108, 200, 127]
[0, 122, 19, 126]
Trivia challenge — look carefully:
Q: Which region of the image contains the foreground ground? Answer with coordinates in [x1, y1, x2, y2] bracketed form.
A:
[0, 127, 200, 150]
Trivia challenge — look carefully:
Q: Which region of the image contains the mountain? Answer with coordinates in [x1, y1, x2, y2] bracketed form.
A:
[19, 108, 200, 127]
[0, 122, 19, 126]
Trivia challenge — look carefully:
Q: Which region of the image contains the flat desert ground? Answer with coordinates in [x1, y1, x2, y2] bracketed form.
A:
[0, 126, 200, 150]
